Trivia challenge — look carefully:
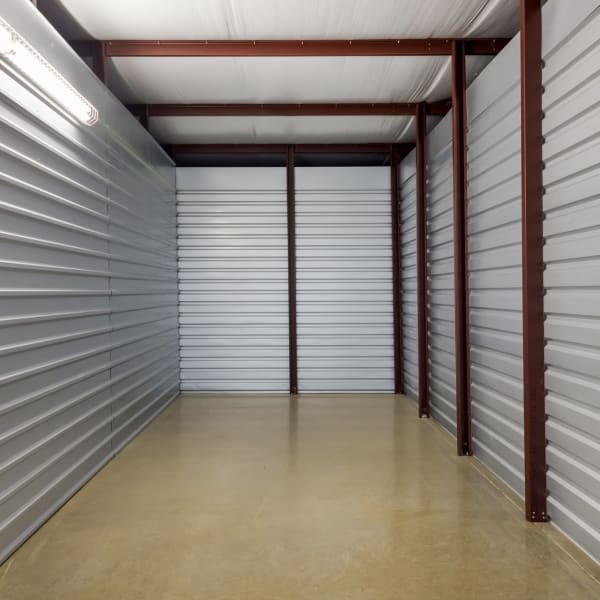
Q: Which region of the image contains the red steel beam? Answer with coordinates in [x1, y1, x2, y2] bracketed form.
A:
[391, 145, 404, 394]
[143, 103, 450, 117]
[125, 104, 151, 129]
[148, 103, 416, 116]
[167, 143, 413, 155]
[69, 40, 106, 82]
[167, 144, 289, 154]
[427, 100, 453, 116]
[140, 104, 150, 130]
[287, 145, 298, 394]
[415, 102, 429, 418]
[451, 40, 471, 456]
[297, 143, 413, 154]
[464, 38, 509, 55]
[520, 0, 547, 523]
[104, 38, 509, 57]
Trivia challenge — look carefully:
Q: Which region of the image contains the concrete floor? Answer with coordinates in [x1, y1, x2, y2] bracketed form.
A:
[1, 394, 599, 600]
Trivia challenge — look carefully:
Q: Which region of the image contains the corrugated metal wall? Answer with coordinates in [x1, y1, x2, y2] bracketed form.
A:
[295, 167, 394, 392]
[426, 112, 456, 434]
[466, 36, 525, 495]
[176, 167, 289, 392]
[399, 151, 419, 401]
[105, 144, 178, 454]
[0, 1, 178, 563]
[542, 0, 600, 564]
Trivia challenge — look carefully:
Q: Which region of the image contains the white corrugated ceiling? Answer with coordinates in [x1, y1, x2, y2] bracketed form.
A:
[41, 0, 520, 143]
[151, 115, 415, 144]
[43, 0, 520, 39]
[106, 56, 492, 105]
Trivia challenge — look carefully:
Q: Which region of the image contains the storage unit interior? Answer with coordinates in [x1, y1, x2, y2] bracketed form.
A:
[1, 0, 600, 598]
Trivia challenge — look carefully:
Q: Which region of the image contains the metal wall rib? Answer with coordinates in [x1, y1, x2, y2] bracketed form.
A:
[399, 150, 419, 400]
[0, 0, 178, 564]
[426, 112, 456, 434]
[295, 167, 394, 392]
[542, 0, 600, 564]
[176, 167, 289, 392]
[466, 36, 525, 495]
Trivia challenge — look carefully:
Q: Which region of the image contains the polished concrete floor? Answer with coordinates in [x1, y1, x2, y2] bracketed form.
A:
[1, 394, 599, 600]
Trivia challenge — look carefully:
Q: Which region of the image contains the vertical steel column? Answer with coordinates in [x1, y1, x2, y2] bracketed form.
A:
[451, 41, 471, 455]
[520, 0, 547, 522]
[416, 103, 429, 417]
[287, 145, 298, 394]
[391, 145, 404, 394]
[140, 104, 150, 130]
[94, 42, 106, 84]
[68, 41, 106, 83]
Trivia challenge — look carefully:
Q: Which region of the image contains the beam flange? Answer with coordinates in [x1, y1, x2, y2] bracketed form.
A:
[105, 38, 509, 57]
[520, 0, 547, 523]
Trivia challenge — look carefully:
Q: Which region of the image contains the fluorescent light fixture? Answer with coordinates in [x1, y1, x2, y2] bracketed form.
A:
[0, 17, 98, 125]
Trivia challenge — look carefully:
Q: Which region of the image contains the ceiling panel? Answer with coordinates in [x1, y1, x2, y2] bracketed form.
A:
[107, 55, 491, 105]
[107, 56, 448, 104]
[150, 115, 418, 144]
[39, 0, 512, 143]
[47, 0, 519, 40]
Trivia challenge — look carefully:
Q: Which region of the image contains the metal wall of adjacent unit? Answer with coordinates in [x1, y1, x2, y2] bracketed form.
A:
[542, 0, 600, 564]
[0, 0, 178, 563]
[466, 35, 524, 495]
[105, 127, 178, 455]
[426, 111, 456, 434]
[176, 167, 289, 391]
[399, 150, 419, 401]
[295, 167, 394, 391]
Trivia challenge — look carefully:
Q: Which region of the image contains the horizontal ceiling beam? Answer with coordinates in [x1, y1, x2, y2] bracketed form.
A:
[297, 143, 415, 154]
[104, 38, 509, 57]
[166, 143, 414, 155]
[128, 102, 451, 117]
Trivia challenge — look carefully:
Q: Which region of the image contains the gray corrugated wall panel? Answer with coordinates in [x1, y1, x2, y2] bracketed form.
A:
[426, 111, 456, 435]
[466, 34, 525, 497]
[296, 167, 393, 392]
[0, 0, 178, 564]
[177, 167, 289, 392]
[542, 0, 600, 565]
[399, 150, 419, 400]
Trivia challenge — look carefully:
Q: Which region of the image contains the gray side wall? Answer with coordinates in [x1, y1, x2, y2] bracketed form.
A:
[542, 0, 600, 565]
[426, 111, 456, 434]
[0, 0, 179, 563]
[399, 150, 419, 401]
[466, 35, 524, 495]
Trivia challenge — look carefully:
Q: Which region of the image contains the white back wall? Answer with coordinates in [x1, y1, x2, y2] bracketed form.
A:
[295, 167, 394, 392]
[176, 167, 289, 392]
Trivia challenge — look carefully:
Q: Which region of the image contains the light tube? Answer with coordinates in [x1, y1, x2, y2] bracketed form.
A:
[0, 17, 98, 125]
